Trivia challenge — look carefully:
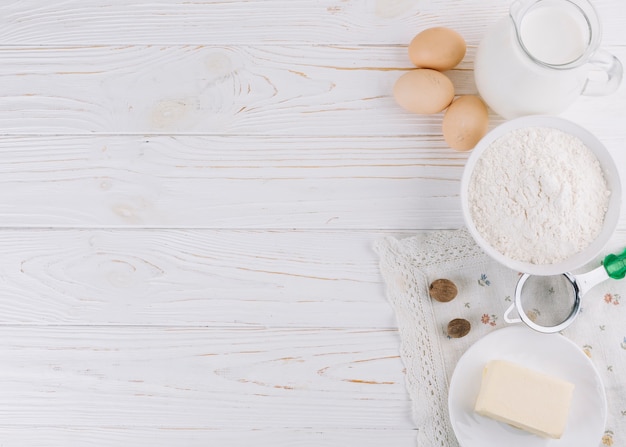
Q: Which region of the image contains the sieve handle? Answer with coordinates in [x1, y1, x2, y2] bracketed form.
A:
[576, 264, 609, 297]
[603, 248, 626, 280]
[503, 303, 522, 324]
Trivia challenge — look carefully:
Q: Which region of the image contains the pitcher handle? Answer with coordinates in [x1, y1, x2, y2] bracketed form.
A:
[581, 49, 623, 96]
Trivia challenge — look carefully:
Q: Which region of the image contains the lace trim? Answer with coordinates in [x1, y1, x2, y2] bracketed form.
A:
[374, 229, 487, 446]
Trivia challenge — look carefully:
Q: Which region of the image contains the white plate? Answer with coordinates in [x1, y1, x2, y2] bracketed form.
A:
[448, 326, 606, 447]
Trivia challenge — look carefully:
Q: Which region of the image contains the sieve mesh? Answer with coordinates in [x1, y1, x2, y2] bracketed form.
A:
[517, 274, 577, 328]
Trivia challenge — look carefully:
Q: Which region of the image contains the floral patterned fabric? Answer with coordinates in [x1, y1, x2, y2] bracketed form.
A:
[375, 229, 626, 447]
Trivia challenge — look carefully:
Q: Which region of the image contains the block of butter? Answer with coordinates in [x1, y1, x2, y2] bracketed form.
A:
[474, 359, 575, 439]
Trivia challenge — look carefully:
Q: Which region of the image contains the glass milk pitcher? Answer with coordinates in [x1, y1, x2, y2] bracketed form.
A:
[474, 0, 622, 119]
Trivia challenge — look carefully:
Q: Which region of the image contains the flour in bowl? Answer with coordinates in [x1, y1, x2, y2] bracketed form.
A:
[468, 127, 610, 265]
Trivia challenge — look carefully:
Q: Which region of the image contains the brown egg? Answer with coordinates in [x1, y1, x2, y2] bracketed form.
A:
[442, 95, 489, 151]
[393, 69, 455, 114]
[408, 27, 466, 71]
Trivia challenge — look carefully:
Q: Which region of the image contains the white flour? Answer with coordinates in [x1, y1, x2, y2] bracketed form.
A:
[468, 127, 610, 265]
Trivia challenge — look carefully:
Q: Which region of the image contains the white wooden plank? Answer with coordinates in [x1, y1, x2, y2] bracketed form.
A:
[0, 229, 401, 327]
[0, 0, 510, 46]
[0, 134, 469, 229]
[0, 428, 417, 447]
[0, 44, 471, 135]
[0, 44, 623, 136]
[0, 326, 413, 429]
[0, 0, 623, 45]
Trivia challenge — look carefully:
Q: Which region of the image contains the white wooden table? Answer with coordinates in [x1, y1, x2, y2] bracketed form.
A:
[0, 1, 624, 445]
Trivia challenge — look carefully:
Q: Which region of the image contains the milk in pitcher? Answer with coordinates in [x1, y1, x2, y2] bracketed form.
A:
[474, 1, 594, 118]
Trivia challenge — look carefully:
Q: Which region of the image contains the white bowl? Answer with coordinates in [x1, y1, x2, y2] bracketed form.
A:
[460, 115, 621, 276]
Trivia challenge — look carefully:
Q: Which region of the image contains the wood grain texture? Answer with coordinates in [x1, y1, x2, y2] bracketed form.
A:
[0, 428, 418, 447]
[0, 44, 477, 135]
[0, 326, 412, 428]
[0, 0, 623, 45]
[0, 134, 470, 229]
[0, 0, 512, 46]
[0, 229, 400, 326]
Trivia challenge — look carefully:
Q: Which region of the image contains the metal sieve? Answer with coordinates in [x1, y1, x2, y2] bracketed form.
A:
[504, 248, 626, 333]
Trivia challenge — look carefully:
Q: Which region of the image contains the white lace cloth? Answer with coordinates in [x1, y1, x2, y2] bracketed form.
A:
[375, 229, 626, 447]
